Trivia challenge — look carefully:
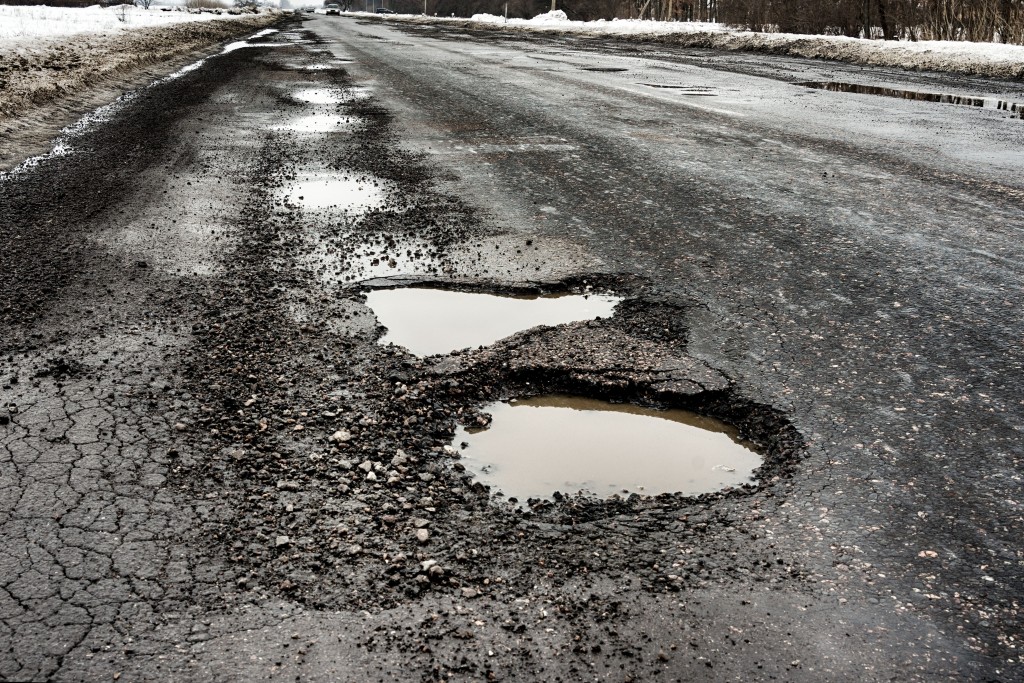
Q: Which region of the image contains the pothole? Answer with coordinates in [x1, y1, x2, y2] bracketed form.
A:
[283, 60, 355, 71]
[582, 67, 628, 72]
[366, 288, 620, 356]
[798, 81, 1023, 118]
[453, 395, 761, 501]
[645, 84, 717, 95]
[280, 172, 388, 213]
[291, 88, 347, 105]
[272, 113, 360, 133]
[289, 87, 371, 105]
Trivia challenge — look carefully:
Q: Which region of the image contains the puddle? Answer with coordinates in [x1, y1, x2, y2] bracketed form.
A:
[272, 113, 359, 133]
[798, 81, 1023, 118]
[366, 288, 620, 356]
[291, 87, 369, 104]
[280, 173, 387, 213]
[454, 396, 762, 500]
[582, 67, 628, 72]
[645, 84, 717, 95]
[292, 88, 346, 105]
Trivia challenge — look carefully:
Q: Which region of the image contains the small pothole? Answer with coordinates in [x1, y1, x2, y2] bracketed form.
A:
[291, 87, 347, 105]
[645, 84, 717, 95]
[453, 395, 761, 501]
[366, 287, 620, 357]
[798, 81, 1023, 118]
[272, 113, 359, 133]
[280, 172, 387, 213]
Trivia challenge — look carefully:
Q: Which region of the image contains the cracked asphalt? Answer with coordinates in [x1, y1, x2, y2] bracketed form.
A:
[1, 14, 1022, 682]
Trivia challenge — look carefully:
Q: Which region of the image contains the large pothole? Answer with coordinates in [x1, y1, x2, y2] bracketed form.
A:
[453, 394, 762, 502]
[366, 286, 620, 356]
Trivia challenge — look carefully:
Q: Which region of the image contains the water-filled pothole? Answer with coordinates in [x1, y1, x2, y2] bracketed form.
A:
[798, 81, 1023, 118]
[454, 395, 762, 501]
[292, 88, 346, 105]
[273, 113, 359, 133]
[281, 173, 387, 213]
[366, 288, 620, 356]
[290, 87, 370, 105]
[645, 84, 717, 95]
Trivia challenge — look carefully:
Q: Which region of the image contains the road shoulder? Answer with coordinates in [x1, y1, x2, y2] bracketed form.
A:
[0, 12, 281, 171]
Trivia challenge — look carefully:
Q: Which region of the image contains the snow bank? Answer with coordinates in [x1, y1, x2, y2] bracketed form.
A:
[0, 4, 262, 43]
[355, 11, 1024, 79]
[527, 9, 566, 24]
[0, 12, 278, 122]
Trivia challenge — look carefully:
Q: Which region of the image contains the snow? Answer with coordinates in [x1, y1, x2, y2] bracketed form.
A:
[466, 11, 724, 33]
[348, 10, 1024, 76]
[0, 24, 285, 179]
[0, 4, 259, 42]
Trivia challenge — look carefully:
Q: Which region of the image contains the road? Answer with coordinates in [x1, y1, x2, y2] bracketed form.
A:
[1, 14, 1022, 681]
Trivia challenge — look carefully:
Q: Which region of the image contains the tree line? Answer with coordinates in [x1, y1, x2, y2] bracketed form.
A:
[6, 0, 1021, 43]
[390, 0, 1023, 43]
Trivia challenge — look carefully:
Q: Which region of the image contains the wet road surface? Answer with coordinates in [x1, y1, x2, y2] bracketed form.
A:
[1, 15, 1022, 682]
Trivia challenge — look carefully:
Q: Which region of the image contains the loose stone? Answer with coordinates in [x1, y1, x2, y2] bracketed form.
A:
[329, 429, 352, 443]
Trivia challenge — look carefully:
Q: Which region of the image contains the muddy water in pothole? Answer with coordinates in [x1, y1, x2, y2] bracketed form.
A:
[282, 173, 387, 213]
[454, 396, 761, 500]
[366, 288, 620, 356]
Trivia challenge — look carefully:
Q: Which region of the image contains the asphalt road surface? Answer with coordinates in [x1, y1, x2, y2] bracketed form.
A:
[1, 15, 1022, 682]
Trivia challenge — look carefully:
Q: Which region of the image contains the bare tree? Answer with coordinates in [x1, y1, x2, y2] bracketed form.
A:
[418, 0, 1022, 43]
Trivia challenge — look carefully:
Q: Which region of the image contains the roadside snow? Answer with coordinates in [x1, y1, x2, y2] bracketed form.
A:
[467, 11, 726, 34]
[0, 9, 278, 170]
[351, 10, 1024, 78]
[0, 4, 260, 43]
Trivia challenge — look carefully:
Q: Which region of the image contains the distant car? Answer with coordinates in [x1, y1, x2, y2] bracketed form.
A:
[325, 3, 340, 14]
[374, 7, 396, 13]
[305, 6, 315, 11]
